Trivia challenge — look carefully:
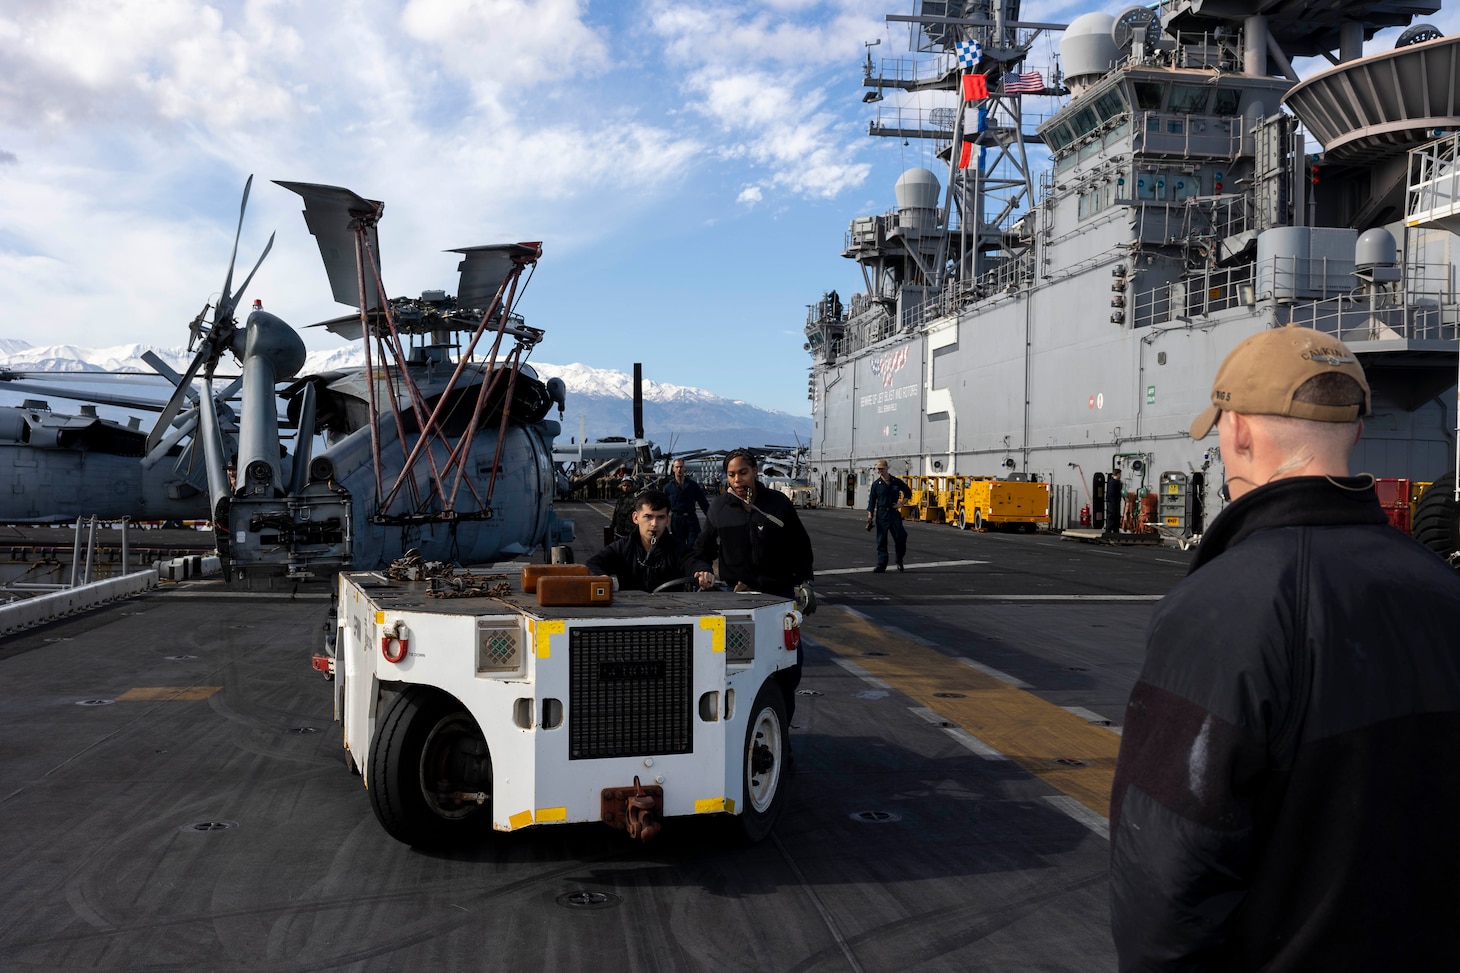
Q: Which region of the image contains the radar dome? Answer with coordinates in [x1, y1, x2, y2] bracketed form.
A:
[1356, 227, 1397, 269]
[894, 168, 941, 211]
[1062, 12, 1119, 94]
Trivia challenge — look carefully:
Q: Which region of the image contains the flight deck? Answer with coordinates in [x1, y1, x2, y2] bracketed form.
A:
[0, 502, 1190, 971]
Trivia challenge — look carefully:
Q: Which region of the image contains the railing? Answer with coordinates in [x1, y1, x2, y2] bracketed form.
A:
[1407, 132, 1460, 226]
[1129, 256, 1460, 341]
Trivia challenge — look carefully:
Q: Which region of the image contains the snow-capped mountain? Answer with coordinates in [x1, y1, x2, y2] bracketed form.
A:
[0, 341, 811, 451]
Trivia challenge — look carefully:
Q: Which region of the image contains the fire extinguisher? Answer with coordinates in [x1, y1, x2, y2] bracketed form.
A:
[1079, 504, 1091, 527]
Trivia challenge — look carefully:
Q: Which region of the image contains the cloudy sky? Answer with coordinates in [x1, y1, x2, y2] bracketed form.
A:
[2, 1, 1456, 422]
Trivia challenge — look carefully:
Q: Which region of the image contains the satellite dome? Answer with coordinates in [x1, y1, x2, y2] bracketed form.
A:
[1356, 227, 1397, 269]
[1062, 12, 1119, 92]
[894, 168, 941, 211]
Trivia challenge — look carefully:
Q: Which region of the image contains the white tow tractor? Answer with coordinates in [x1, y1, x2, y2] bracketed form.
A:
[328, 568, 802, 847]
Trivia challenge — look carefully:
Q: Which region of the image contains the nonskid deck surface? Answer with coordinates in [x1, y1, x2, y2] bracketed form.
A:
[0, 502, 1191, 971]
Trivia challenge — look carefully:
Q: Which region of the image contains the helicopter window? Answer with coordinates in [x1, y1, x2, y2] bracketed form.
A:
[1093, 90, 1128, 122]
[1212, 88, 1241, 116]
[1133, 82, 1164, 111]
[1168, 85, 1209, 114]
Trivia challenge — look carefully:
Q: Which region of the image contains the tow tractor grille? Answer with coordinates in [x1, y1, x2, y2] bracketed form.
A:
[569, 624, 693, 760]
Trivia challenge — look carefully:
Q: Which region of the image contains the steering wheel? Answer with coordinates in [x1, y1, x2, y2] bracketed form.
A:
[651, 576, 716, 594]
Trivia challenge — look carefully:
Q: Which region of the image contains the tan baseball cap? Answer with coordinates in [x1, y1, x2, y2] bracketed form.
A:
[875, 459, 889, 469]
[1190, 326, 1370, 440]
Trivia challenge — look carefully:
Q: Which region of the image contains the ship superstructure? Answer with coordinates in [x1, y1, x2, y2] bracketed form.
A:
[805, 0, 1460, 534]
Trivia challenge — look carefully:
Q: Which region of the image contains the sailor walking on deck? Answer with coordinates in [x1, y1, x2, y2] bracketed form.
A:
[866, 459, 910, 572]
[663, 458, 710, 546]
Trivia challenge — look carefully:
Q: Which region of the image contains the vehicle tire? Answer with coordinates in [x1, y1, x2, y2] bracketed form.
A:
[955, 508, 967, 530]
[1413, 473, 1459, 559]
[368, 686, 491, 848]
[737, 680, 788, 843]
[972, 508, 985, 531]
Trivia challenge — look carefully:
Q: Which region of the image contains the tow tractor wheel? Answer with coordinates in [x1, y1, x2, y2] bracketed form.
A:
[1413, 472, 1460, 560]
[973, 508, 985, 531]
[369, 686, 492, 848]
[737, 681, 788, 843]
[955, 508, 968, 531]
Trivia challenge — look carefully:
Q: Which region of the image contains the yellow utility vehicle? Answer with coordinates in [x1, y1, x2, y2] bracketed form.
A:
[952, 476, 1050, 531]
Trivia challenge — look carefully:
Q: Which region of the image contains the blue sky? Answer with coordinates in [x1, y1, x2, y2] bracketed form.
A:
[3, 1, 1457, 419]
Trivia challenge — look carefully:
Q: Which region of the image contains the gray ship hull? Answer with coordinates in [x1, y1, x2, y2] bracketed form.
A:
[806, 3, 1460, 524]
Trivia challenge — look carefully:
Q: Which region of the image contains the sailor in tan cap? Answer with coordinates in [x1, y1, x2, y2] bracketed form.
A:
[1186, 324, 1370, 498]
[1109, 325, 1460, 971]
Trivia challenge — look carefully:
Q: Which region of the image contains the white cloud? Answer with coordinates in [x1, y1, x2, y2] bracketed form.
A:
[647, 0, 879, 198]
[737, 185, 763, 204]
[401, 0, 611, 102]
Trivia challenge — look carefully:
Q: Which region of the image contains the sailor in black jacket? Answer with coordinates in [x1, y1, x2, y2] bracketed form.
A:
[696, 448, 815, 725]
[587, 489, 711, 593]
[1109, 326, 1460, 972]
[695, 449, 814, 599]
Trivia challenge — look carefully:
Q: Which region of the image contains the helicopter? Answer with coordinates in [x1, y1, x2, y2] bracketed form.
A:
[204, 178, 573, 584]
[0, 348, 246, 524]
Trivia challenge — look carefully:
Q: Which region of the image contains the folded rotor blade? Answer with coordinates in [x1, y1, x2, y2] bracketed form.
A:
[141, 409, 199, 470]
[146, 347, 208, 454]
[274, 180, 384, 309]
[141, 351, 198, 403]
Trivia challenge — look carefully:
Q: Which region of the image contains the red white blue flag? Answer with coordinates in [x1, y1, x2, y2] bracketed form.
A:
[1003, 71, 1044, 94]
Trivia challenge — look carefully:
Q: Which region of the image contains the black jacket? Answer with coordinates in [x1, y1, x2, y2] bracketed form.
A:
[695, 483, 813, 598]
[586, 533, 710, 593]
[1109, 475, 1460, 971]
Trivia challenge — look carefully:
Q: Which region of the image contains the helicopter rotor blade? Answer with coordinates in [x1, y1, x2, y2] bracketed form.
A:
[219, 231, 275, 325]
[217, 175, 254, 321]
[146, 346, 208, 454]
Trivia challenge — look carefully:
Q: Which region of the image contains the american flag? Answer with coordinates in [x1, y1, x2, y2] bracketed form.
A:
[955, 40, 982, 71]
[1003, 71, 1045, 94]
[873, 345, 909, 387]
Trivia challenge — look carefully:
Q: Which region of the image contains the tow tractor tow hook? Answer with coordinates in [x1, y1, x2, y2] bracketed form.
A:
[601, 776, 663, 843]
[446, 791, 489, 806]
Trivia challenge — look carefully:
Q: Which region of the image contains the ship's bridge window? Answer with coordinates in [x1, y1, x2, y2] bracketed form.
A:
[1046, 120, 1075, 151]
[1133, 82, 1164, 111]
[1212, 88, 1241, 116]
[1093, 89, 1128, 122]
[1168, 85, 1210, 114]
[1071, 105, 1099, 140]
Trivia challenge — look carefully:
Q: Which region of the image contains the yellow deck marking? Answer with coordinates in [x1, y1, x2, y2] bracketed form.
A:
[116, 687, 222, 701]
[699, 615, 725, 653]
[535, 619, 564, 659]
[808, 608, 1118, 819]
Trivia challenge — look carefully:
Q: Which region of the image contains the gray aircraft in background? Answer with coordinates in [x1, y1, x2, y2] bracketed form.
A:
[0, 176, 574, 584]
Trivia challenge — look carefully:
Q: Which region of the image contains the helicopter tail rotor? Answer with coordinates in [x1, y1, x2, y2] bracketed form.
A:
[146, 176, 273, 454]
